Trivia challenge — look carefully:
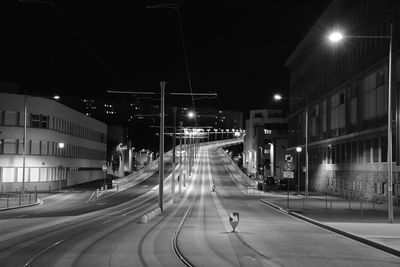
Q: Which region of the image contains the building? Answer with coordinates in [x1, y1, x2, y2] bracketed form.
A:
[243, 109, 287, 180]
[284, 0, 400, 200]
[0, 93, 107, 191]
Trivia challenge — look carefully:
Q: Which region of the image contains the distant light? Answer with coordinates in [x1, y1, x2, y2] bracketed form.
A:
[273, 94, 283, 101]
[328, 31, 343, 42]
[53, 95, 60, 100]
[296, 147, 302, 153]
[188, 111, 195, 118]
[58, 142, 65, 149]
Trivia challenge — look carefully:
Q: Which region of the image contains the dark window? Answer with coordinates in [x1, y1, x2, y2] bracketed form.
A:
[352, 142, 357, 163]
[339, 92, 345, 104]
[346, 143, 351, 163]
[381, 137, 387, 162]
[358, 141, 364, 163]
[31, 114, 49, 129]
[341, 144, 345, 164]
[365, 140, 371, 163]
[376, 70, 385, 87]
[373, 138, 379, 162]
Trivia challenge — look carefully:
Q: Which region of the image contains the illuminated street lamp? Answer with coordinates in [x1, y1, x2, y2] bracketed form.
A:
[273, 94, 283, 101]
[188, 111, 195, 119]
[275, 93, 309, 206]
[328, 24, 393, 223]
[58, 142, 64, 191]
[296, 146, 302, 195]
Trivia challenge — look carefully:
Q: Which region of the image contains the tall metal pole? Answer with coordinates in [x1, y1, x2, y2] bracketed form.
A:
[172, 107, 177, 203]
[387, 22, 393, 223]
[22, 93, 27, 200]
[184, 133, 188, 187]
[159, 81, 166, 211]
[179, 122, 183, 194]
[305, 96, 309, 207]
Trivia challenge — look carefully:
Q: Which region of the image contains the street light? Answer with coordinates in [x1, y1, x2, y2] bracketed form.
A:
[58, 142, 64, 191]
[296, 146, 302, 195]
[274, 93, 309, 206]
[328, 24, 393, 223]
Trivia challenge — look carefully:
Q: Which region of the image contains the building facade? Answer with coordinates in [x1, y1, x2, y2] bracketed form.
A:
[285, 0, 400, 200]
[0, 93, 107, 191]
[243, 109, 287, 180]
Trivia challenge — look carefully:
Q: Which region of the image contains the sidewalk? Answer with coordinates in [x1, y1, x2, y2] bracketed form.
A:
[0, 192, 53, 211]
[261, 191, 400, 257]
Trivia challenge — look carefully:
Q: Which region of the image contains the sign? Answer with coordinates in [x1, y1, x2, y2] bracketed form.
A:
[229, 212, 239, 232]
[283, 162, 295, 171]
[102, 164, 108, 172]
[285, 154, 293, 163]
[283, 171, 294, 179]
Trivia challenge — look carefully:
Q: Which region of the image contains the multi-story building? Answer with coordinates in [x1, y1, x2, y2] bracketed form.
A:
[0, 93, 107, 191]
[285, 0, 400, 200]
[243, 109, 287, 180]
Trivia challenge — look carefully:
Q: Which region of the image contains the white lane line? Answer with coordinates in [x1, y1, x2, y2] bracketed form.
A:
[86, 192, 95, 203]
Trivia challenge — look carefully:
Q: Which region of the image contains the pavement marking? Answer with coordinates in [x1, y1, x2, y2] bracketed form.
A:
[96, 202, 106, 206]
[15, 215, 27, 218]
[86, 192, 96, 203]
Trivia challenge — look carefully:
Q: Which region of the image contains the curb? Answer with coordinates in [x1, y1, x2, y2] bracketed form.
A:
[0, 199, 42, 212]
[260, 199, 400, 258]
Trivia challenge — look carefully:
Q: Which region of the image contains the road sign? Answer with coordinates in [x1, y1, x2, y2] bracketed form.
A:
[283, 162, 295, 171]
[283, 171, 294, 179]
[229, 212, 239, 232]
[102, 164, 107, 172]
[285, 154, 293, 162]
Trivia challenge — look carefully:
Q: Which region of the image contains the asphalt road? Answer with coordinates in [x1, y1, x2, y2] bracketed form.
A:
[0, 140, 399, 266]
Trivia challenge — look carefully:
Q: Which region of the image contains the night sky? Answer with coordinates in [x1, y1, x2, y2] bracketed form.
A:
[0, 0, 330, 112]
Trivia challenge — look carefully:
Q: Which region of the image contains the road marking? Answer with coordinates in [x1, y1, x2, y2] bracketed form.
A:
[96, 202, 106, 205]
[86, 192, 96, 203]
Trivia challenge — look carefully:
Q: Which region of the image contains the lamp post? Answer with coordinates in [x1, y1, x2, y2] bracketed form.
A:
[274, 93, 309, 206]
[296, 146, 302, 195]
[328, 24, 393, 223]
[58, 142, 64, 191]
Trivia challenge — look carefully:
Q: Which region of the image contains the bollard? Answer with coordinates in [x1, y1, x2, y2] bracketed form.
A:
[29, 192, 31, 204]
[141, 215, 148, 224]
[372, 195, 375, 210]
[19, 190, 22, 206]
[6, 194, 9, 208]
[348, 191, 352, 209]
[325, 192, 328, 210]
[35, 187, 37, 202]
[96, 189, 99, 198]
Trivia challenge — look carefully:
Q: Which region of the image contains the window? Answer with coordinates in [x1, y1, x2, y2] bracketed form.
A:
[351, 142, 357, 163]
[4, 111, 18, 126]
[358, 141, 364, 163]
[372, 138, 379, 162]
[31, 114, 49, 128]
[346, 143, 351, 163]
[2, 168, 15, 182]
[322, 100, 327, 132]
[365, 140, 371, 163]
[363, 70, 387, 120]
[381, 137, 387, 162]
[330, 92, 345, 130]
[3, 139, 17, 154]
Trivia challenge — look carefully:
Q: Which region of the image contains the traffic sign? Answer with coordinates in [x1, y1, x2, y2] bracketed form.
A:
[283, 162, 295, 171]
[229, 212, 239, 232]
[285, 154, 293, 162]
[283, 171, 294, 179]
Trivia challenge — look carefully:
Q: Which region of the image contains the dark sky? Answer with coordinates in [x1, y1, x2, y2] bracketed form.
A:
[0, 0, 330, 112]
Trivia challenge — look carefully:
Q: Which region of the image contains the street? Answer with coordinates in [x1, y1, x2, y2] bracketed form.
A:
[0, 141, 398, 266]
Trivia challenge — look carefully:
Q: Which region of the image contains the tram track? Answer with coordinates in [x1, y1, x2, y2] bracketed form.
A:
[0, 192, 157, 267]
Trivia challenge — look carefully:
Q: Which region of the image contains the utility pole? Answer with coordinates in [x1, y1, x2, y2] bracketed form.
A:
[179, 122, 183, 195]
[159, 81, 165, 211]
[172, 107, 177, 202]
